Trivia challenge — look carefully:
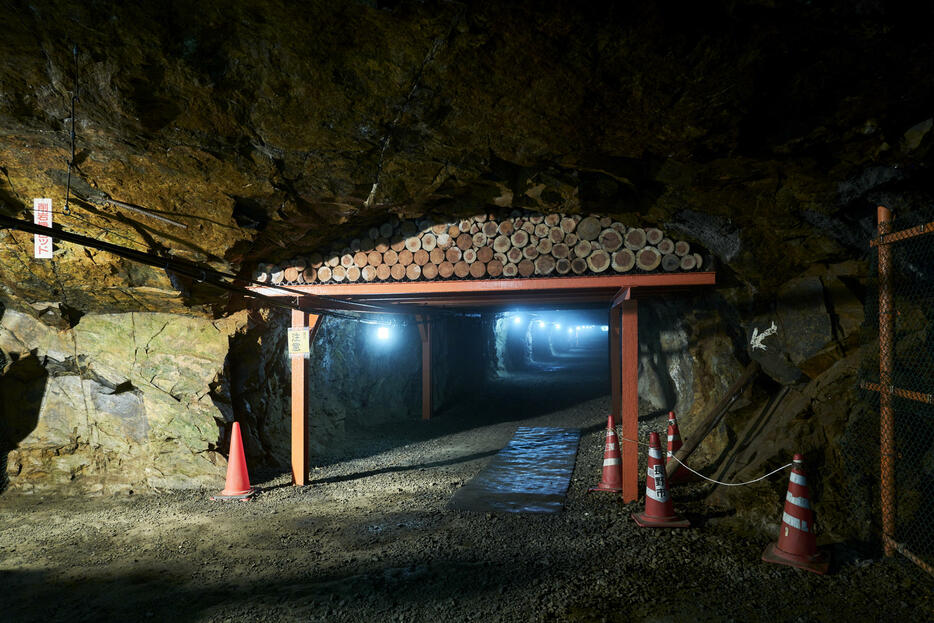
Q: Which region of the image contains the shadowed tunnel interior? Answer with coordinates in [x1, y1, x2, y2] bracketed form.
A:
[489, 308, 611, 407]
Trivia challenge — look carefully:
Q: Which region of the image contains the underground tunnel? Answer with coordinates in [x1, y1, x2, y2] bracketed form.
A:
[1, 1, 934, 621]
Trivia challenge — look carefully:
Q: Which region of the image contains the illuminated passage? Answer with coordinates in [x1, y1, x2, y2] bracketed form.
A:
[449, 427, 581, 513]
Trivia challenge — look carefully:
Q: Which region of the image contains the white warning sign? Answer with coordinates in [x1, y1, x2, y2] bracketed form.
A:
[288, 327, 310, 358]
[33, 198, 53, 258]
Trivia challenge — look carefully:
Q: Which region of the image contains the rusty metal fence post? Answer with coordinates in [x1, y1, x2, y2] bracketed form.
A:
[877, 206, 896, 557]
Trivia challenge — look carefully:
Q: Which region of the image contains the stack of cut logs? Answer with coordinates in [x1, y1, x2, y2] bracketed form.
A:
[253, 211, 706, 285]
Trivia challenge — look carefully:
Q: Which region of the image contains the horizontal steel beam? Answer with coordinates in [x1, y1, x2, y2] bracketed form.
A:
[252, 272, 715, 297]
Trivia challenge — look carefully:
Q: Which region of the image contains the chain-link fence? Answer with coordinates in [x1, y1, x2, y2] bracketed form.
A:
[861, 207, 934, 575]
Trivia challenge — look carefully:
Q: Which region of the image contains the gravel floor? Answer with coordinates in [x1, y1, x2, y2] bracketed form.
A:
[2, 353, 932, 622]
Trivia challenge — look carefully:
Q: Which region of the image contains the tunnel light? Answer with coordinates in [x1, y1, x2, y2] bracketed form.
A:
[567, 328, 573, 334]
[376, 326, 391, 340]
[537, 321, 546, 328]
[513, 315, 522, 324]
[554, 323, 561, 330]
[600, 325, 609, 332]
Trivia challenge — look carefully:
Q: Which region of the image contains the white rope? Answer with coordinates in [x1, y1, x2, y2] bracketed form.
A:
[617, 436, 794, 487]
[668, 455, 793, 487]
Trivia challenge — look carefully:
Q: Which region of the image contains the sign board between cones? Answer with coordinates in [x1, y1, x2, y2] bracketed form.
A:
[288, 327, 310, 358]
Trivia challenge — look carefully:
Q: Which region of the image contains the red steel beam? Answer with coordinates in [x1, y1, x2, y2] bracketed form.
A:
[291, 309, 322, 485]
[337, 289, 702, 309]
[341, 295, 618, 308]
[620, 298, 639, 502]
[251, 272, 716, 300]
[417, 316, 433, 420]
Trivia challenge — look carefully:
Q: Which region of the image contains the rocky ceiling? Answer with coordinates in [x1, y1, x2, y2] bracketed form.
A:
[0, 0, 932, 316]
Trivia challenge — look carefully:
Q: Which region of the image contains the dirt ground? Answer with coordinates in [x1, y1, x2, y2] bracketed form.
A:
[2, 351, 933, 622]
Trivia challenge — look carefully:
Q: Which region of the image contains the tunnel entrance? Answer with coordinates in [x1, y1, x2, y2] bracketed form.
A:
[251, 271, 715, 499]
[494, 309, 610, 374]
[485, 309, 611, 422]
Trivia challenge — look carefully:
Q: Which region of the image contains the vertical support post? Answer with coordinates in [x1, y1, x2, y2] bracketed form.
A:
[609, 305, 622, 423]
[620, 298, 639, 502]
[878, 205, 895, 556]
[417, 315, 432, 420]
[291, 309, 321, 486]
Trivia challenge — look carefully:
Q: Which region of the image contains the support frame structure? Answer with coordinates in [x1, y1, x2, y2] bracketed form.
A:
[255, 272, 716, 492]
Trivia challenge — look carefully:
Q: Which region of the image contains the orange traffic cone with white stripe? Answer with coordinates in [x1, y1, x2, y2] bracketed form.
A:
[762, 454, 829, 574]
[589, 415, 622, 492]
[632, 432, 690, 528]
[211, 422, 254, 501]
[666, 411, 692, 484]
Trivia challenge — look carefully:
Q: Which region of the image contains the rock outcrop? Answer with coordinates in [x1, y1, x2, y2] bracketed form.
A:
[1, 308, 238, 493]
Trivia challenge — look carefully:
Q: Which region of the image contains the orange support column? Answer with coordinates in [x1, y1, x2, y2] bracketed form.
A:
[609, 305, 622, 423]
[417, 316, 432, 420]
[291, 309, 321, 485]
[620, 298, 639, 502]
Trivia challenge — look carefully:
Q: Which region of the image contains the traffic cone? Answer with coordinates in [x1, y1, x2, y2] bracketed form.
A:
[666, 411, 692, 484]
[632, 432, 690, 528]
[211, 422, 254, 501]
[762, 454, 830, 574]
[589, 415, 622, 492]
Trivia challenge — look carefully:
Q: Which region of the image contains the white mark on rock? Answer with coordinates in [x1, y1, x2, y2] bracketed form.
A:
[750, 321, 778, 351]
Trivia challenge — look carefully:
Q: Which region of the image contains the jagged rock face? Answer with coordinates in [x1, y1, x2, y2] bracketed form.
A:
[709, 345, 878, 542]
[0, 308, 240, 493]
[1, 1, 932, 313]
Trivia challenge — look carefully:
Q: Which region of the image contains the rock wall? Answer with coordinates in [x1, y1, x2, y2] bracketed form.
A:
[673, 260, 871, 540]
[303, 315, 419, 458]
[0, 307, 240, 494]
[709, 345, 877, 542]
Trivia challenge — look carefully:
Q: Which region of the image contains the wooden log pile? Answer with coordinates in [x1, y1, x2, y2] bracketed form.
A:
[253, 211, 707, 285]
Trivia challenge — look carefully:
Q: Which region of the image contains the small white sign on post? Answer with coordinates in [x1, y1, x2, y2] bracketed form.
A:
[288, 327, 311, 358]
[33, 198, 53, 259]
